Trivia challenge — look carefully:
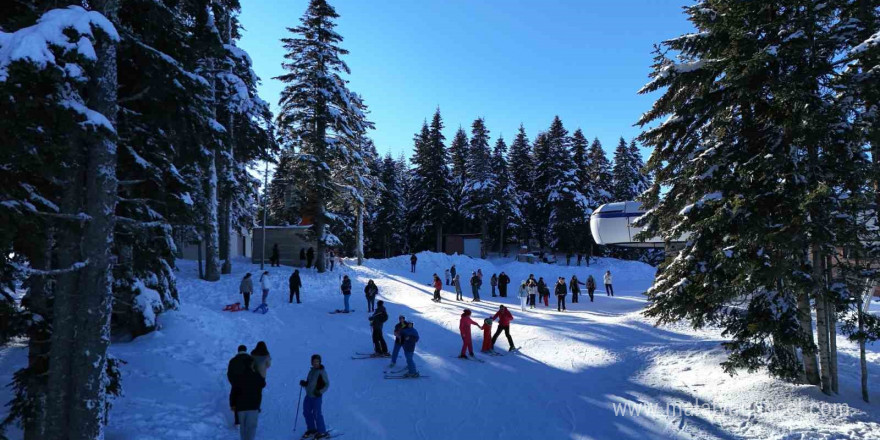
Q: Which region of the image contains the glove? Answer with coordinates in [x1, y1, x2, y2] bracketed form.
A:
[299, 380, 307, 387]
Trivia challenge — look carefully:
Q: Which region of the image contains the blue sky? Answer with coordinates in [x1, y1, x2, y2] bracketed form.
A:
[238, 0, 693, 160]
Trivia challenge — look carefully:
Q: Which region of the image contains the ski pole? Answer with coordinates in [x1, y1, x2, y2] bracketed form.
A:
[293, 383, 304, 431]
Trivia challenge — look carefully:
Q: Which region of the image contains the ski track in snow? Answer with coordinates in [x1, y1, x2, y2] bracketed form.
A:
[1, 253, 880, 439]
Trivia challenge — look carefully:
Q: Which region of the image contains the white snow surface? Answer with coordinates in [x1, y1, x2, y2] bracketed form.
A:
[2, 252, 880, 439]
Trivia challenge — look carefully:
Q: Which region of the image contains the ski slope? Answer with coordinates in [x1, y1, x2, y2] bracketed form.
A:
[2, 252, 880, 439]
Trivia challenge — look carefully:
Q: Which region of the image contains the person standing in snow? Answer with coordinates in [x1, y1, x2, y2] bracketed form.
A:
[270, 244, 280, 267]
[444, 268, 451, 286]
[235, 353, 266, 440]
[341, 275, 352, 312]
[569, 275, 584, 304]
[250, 341, 272, 378]
[604, 270, 614, 296]
[306, 247, 315, 269]
[537, 277, 549, 307]
[328, 250, 335, 271]
[480, 318, 494, 353]
[498, 272, 510, 297]
[577, 253, 583, 266]
[490, 273, 498, 297]
[526, 279, 538, 309]
[431, 274, 443, 302]
[388, 315, 408, 369]
[410, 253, 417, 272]
[450, 265, 457, 283]
[400, 321, 421, 377]
[469, 271, 482, 302]
[586, 274, 596, 302]
[453, 273, 463, 301]
[555, 277, 567, 312]
[289, 270, 302, 304]
[369, 300, 389, 355]
[364, 279, 379, 312]
[526, 274, 537, 306]
[458, 309, 483, 358]
[227, 345, 253, 426]
[299, 248, 306, 267]
[259, 271, 272, 305]
[240, 273, 254, 310]
[299, 354, 330, 439]
[477, 268, 483, 281]
[490, 305, 516, 351]
[517, 280, 528, 311]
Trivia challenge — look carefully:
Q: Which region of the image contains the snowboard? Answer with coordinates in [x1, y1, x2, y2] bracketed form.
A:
[329, 310, 354, 314]
[252, 303, 269, 314]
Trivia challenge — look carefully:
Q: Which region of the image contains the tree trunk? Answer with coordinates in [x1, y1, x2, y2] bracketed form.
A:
[859, 293, 869, 402]
[829, 300, 838, 394]
[356, 204, 364, 265]
[220, 10, 234, 275]
[315, 209, 326, 273]
[796, 289, 821, 385]
[498, 215, 505, 255]
[23, 230, 53, 440]
[436, 224, 443, 253]
[812, 246, 832, 394]
[202, 52, 221, 281]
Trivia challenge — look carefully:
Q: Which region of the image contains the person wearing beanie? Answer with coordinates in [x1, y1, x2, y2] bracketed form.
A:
[369, 300, 389, 355]
[458, 309, 483, 358]
[388, 315, 408, 369]
[227, 345, 253, 426]
[299, 354, 330, 439]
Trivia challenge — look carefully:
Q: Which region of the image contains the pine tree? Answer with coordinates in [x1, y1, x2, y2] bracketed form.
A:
[449, 126, 470, 190]
[544, 117, 589, 254]
[409, 114, 454, 251]
[586, 137, 612, 205]
[489, 136, 522, 253]
[374, 153, 407, 256]
[508, 124, 533, 243]
[529, 132, 552, 248]
[461, 118, 495, 256]
[275, 0, 371, 272]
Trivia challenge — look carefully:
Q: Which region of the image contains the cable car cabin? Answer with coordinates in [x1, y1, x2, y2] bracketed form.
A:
[590, 201, 670, 248]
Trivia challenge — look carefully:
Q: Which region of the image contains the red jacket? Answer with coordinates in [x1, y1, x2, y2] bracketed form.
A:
[459, 313, 481, 336]
[433, 278, 442, 290]
[492, 308, 514, 326]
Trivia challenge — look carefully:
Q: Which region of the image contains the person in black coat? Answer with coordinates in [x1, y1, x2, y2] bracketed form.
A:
[227, 345, 253, 426]
[555, 277, 567, 311]
[270, 244, 280, 267]
[299, 248, 306, 267]
[235, 359, 266, 440]
[306, 247, 315, 269]
[289, 270, 302, 304]
[368, 300, 389, 355]
[497, 272, 510, 297]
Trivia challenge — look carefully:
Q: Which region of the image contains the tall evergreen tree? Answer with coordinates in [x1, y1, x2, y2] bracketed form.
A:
[461, 117, 495, 255]
[508, 124, 533, 242]
[489, 136, 522, 253]
[409, 114, 454, 251]
[611, 137, 650, 201]
[529, 132, 552, 247]
[586, 137, 612, 205]
[374, 153, 406, 256]
[544, 117, 590, 254]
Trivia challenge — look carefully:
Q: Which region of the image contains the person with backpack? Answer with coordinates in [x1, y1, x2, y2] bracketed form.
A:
[490, 273, 498, 297]
[388, 315, 408, 369]
[239, 273, 254, 310]
[490, 305, 516, 351]
[498, 272, 510, 297]
[250, 341, 272, 379]
[586, 274, 597, 302]
[299, 354, 330, 439]
[431, 274, 443, 303]
[470, 271, 482, 302]
[526, 279, 538, 309]
[400, 321, 421, 377]
[364, 279, 379, 312]
[458, 309, 483, 358]
[289, 270, 302, 304]
[369, 300, 389, 355]
[409, 253, 417, 272]
[453, 273, 463, 301]
[259, 271, 272, 305]
[517, 280, 528, 311]
[604, 270, 614, 296]
[341, 275, 352, 313]
[270, 244, 280, 267]
[569, 275, 585, 304]
[227, 345, 253, 426]
[235, 352, 266, 440]
[555, 277, 568, 312]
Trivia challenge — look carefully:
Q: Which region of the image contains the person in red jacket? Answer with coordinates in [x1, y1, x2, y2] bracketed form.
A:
[480, 318, 494, 353]
[431, 274, 443, 303]
[490, 305, 516, 351]
[458, 309, 483, 358]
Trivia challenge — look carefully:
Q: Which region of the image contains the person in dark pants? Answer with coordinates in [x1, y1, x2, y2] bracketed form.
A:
[239, 273, 253, 310]
[450, 265, 457, 283]
[387, 315, 407, 368]
[469, 271, 482, 302]
[306, 247, 315, 269]
[341, 275, 352, 312]
[400, 321, 421, 377]
[490, 273, 498, 297]
[431, 274, 443, 302]
[299, 248, 306, 267]
[490, 305, 516, 351]
[569, 275, 584, 303]
[289, 270, 302, 304]
[586, 274, 596, 302]
[604, 270, 614, 296]
[329, 250, 335, 271]
[299, 354, 330, 439]
[227, 345, 252, 426]
[270, 244, 280, 267]
[410, 253, 417, 272]
[537, 277, 549, 307]
[498, 272, 510, 297]
[555, 277, 567, 311]
[369, 300, 389, 355]
[235, 352, 266, 440]
[364, 279, 378, 312]
[577, 253, 583, 266]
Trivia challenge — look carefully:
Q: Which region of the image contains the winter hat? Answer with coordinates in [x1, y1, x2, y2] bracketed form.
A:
[463, 309, 471, 315]
[237, 345, 247, 353]
[377, 300, 384, 307]
[483, 318, 493, 325]
[311, 354, 322, 362]
[399, 314, 406, 320]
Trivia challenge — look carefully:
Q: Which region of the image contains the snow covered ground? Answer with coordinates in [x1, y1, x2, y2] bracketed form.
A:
[2, 252, 880, 439]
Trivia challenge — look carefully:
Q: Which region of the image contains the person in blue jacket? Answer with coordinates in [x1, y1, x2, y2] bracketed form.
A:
[299, 354, 330, 439]
[400, 321, 421, 377]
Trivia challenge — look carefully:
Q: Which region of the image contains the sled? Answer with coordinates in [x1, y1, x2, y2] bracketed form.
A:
[252, 303, 269, 314]
[222, 302, 242, 312]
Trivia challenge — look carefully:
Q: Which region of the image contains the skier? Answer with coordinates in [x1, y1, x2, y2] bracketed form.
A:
[364, 279, 379, 312]
[341, 275, 352, 312]
[400, 321, 421, 377]
[235, 352, 266, 440]
[227, 345, 252, 426]
[369, 300, 389, 355]
[480, 318, 494, 353]
[444, 268, 451, 286]
[490, 273, 498, 297]
[490, 305, 516, 351]
[250, 341, 272, 379]
[388, 315, 408, 368]
[458, 309, 483, 358]
[517, 280, 528, 311]
[604, 270, 614, 296]
[569, 275, 584, 304]
[586, 274, 596, 302]
[526, 279, 538, 309]
[239, 273, 253, 310]
[453, 273, 463, 301]
[299, 248, 306, 267]
[470, 271, 482, 302]
[537, 277, 549, 307]
[289, 270, 302, 304]
[307, 247, 315, 269]
[410, 253, 417, 272]
[299, 354, 330, 439]
[555, 277, 567, 312]
[328, 250, 335, 271]
[259, 271, 272, 306]
[270, 243, 280, 267]
[431, 274, 443, 302]
[498, 272, 510, 297]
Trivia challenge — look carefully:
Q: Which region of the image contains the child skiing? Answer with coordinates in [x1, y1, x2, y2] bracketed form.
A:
[400, 321, 421, 377]
[480, 318, 494, 353]
[431, 274, 443, 302]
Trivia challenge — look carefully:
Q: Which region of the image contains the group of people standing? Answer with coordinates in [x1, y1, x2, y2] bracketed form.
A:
[458, 304, 517, 357]
[437, 265, 512, 303]
[238, 270, 304, 310]
[514, 270, 615, 312]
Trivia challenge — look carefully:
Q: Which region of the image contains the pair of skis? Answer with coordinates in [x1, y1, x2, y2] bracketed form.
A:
[298, 429, 343, 439]
[328, 309, 355, 314]
[351, 352, 390, 360]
